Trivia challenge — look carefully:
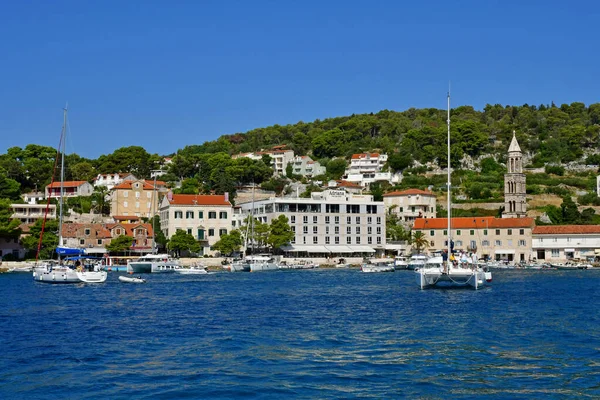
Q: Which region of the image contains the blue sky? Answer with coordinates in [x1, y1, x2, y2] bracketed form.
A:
[1, 0, 598, 159]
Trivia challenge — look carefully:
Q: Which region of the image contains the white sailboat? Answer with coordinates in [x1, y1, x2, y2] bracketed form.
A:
[415, 92, 492, 289]
[33, 107, 107, 284]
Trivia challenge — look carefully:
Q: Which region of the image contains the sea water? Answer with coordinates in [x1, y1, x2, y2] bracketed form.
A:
[0, 269, 599, 399]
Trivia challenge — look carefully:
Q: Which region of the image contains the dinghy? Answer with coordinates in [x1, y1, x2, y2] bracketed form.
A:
[119, 275, 146, 284]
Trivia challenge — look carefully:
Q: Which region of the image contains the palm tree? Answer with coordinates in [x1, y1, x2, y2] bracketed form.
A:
[410, 231, 429, 254]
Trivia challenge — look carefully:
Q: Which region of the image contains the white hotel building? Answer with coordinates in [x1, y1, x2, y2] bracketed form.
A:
[236, 189, 386, 256]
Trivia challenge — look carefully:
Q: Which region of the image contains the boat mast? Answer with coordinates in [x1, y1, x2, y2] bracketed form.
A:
[447, 91, 452, 259]
[58, 105, 67, 248]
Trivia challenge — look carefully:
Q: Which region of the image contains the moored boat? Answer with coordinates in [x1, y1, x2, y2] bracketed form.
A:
[175, 264, 209, 274]
[127, 254, 180, 273]
[247, 254, 279, 272]
[119, 275, 146, 283]
[361, 258, 395, 273]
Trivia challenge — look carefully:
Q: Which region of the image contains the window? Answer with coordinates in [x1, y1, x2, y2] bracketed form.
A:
[347, 237, 352, 244]
[368, 227, 372, 234]
[376, 217, 381, 224]
[325, 226, 329, 234]
[347, 205, 360, 214]
[376, 227, 381, 234]
[400, 207, 403, 212]
[198, 229, 205, 239]
[367, 205, 377, 214]
[346, 227, 351, 234]
[356, 216, 360, 224]
[376, 237, 382, 244]
[97, 239, 102, 245]
[518, 240, 526, 246]
[430, 230, 434, 236]
[356, 227, 360, 234]
[456, 230, 461, 235]
[335, 216, 340, 224]
[291, 226, 296, 233]
[123, 201, 128, 207]
[470, 240, 476, 249]
[174, 211, 183, 219]
[519, 229, 524, 235]
[356, 237, 361, 244]
[208, 212, 217, 219]
[186, 211, 194, 219]
[507, 229, 512, 235]
[123, 192, 128, 198]
[198, 211, 204, 219]
[411, 206, 415, 212]
[443, 230, 447, 235]
[313, 216, 318, 224]
[368, 237, 373, 244]
[325, 237, 330, 244]
[80, 239, 85, 245]
[219, 229, 227, 236]
[115, 228, 122, 235]
[136, 228, 144, 235]
[483, 229, 488, 236]
[482, 240, 490, 246]
[303, 216, 308, 223]
[335, 236, 340, 244]
[303, 226, 308, 234]
[291, 216, 296, 224]
[551, 249, 559, 257]
[347, 216, 352, 224]
[313, 226, 318, 234]
[335, 226, 339, 234]
[187, 228, 192, 235]
[220, 211, 228, 219]
[367, 217, 372, 224]
[325, 216, 330, 224]
[303, 237, 306, 244]
[456, 240, 463, 247]
[495, 240, 502, 246]
[470, 230, 474, 235]
[208, 228, 215, 237]
[313, 236, 318, 244]
[135, 192, 140, 198]
[495, 229, 500, 235]
[84, 228, 90, 235]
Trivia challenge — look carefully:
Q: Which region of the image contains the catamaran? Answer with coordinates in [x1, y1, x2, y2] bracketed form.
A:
[415, 92, 492, 289]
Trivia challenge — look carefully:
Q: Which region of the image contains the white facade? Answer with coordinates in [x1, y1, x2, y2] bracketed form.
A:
[94, 173, 137, 190]
[237, 189, 386, 255]
[383, 189, 437, 225]
[290, 155, 326, 177]
[22, 192, 45, 205]
[232, 147, 295, 176]
[11, 203, 57, 224]
[159, 194, 233, 256]
[532, 225, 600, 262]
[343, 153, 401, 187]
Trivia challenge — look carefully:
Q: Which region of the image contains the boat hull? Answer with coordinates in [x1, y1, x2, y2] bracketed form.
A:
[33, 267, 81, 284]
[76, 271, 108, 283]
[249, 262, 279, 272]
[416, 268, 489, 290]
[119, 276, 146, 283]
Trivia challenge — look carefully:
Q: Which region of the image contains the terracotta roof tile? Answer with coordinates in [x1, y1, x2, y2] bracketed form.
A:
[532, 225, 600, 234]
[384, 189, 435, 197]
[413, 217, 535, 230]
[169, 194, 231, 206]
[46, 181, 89, 188]
[351, 153, 381, 159]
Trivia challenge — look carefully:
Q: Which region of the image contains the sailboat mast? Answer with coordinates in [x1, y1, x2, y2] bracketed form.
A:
[447, 92, 451, 256]
[58, 106, 67, 247]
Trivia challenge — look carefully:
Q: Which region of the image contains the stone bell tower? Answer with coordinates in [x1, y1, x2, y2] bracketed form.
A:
[503, 131, 527, 218]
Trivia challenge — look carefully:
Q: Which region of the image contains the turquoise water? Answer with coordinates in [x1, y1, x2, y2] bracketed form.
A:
[1, 269, 599, 399]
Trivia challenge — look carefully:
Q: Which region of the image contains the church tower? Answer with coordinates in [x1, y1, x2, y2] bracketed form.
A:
[503, 131, 527, 218]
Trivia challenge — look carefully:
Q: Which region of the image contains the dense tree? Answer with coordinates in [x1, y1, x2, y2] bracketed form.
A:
[212, 229, 243, 256]
[410, 231, 429, 254]
[106, 235, 134, 252]
[167, 229, 200, 257]
[267, 215, 294, 252]
[21, 218, 59, 259]
[0, 199, 22, 239]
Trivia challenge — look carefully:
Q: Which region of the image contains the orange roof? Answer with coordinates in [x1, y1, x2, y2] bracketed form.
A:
[384, 189, 435, 197]
[113, 215, 141, 221]
[112, 180, 157, 190]
[336, 180, 362, 188]
[168, 194, 231, 206]
[533, 225, 600, 234]
[351, 153, 380, 159]
[413, 217, 535, 230]
[46, 181, 89, 188]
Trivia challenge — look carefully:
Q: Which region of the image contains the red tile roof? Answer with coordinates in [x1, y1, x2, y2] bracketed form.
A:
[413, 217, 535, 230]
[168, 194, 231, 206]
[384, 189, 435, 197]
[113, 215, 141, 221]
[112, 180, 157, 190]
[46, 181, 89, 188]
[533, 225, 600, 234]
[351, 153, 381, 159]
[336, 180, 362, 188]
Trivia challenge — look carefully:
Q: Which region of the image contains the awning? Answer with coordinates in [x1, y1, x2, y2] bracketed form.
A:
[281, 245, 329, 253]
[595, 249, 600, 255]
[564, 248, 575, 252]
[351, 245, 376, 253]
[494, 249, 515, 254]
[325, 245, 354, 253]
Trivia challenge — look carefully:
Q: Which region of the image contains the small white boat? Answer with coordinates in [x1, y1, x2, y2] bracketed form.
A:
[175, 264, 209, 274]
[394, 255, 409, 270]
[119, 275, 146, 284]
[76, 270, 107, 283]
[361, 258, 395, 273]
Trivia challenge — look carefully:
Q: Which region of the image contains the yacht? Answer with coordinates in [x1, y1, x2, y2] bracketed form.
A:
[127, 254, 180, 273]
[247, 254, 279, 272]
[407, 254, 428, 270]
